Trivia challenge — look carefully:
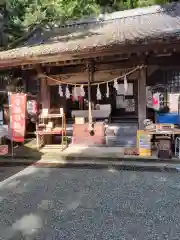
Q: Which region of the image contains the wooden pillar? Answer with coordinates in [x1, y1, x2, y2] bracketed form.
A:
[40, 77, 50, 110]
[138, 68, 147, 130]
[35, 65, 50, 110]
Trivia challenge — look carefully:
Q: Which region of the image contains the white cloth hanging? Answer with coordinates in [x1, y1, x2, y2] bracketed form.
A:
[146, 86, 153, 108]
[73, 86, 78, 100]
[106, 82, 109, 98]
[80, 85, 85, 97]
[58, 85, 63, 97]
[65, 85, 70, 99]
[124, 75, 128, 95]
[113, 79, 118, 91]
[96, 84, 102, 100]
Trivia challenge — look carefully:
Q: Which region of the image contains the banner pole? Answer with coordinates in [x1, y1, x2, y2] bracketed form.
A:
[11, 129, 14, 160]
[23, 94, 27, 149]
[8, 92, 13, 160]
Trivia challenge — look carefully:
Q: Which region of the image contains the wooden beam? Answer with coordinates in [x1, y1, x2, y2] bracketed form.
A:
[45, 52, 180, 76]
[147, 54, 180, 66]
[46, 57, 141, 76]
[95, 61, 139, 72]
[42, 54, 131, 67]
[47, 69, 139, 85]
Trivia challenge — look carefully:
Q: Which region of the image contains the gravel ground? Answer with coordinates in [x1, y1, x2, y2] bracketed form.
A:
[0, 166, 26, 182]
[0, 166, 180, 240]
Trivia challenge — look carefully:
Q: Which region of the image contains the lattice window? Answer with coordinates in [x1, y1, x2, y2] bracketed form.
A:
[115, 83, 136, 112]
[166, 71, 180, 93]
[163, 71, 180, 112]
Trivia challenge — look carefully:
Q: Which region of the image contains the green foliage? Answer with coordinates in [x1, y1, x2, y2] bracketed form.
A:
[5, 0, 99, 29]
[0, 0, 100, 48]
[99, 0, 168, 11]
[0, 0, 170, 49]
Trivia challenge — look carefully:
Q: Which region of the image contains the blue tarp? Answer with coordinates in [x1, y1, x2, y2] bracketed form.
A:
[156, 113, 180, 125]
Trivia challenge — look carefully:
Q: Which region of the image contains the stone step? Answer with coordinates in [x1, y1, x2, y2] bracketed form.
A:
[106, 123, 138, 136]
[105, 136, 137, 147]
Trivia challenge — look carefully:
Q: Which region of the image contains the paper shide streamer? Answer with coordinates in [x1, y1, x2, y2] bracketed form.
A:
[113, 79, 118, 91]
[58, 85, 63, 97]
[73, 85, 78, 100]
[80, 85, 85, 97]
[96, 84, 102, 100]
[65, 85, 70, 99]
[106, 82, 109, 98]
[124, 75, 128, 95]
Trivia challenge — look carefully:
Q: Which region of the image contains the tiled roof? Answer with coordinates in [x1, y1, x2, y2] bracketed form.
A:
[0, 2, 180, 63]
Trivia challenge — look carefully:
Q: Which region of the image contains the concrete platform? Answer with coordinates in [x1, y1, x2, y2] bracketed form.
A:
[40, 145, 125, 159]
[0, 144, 180, 172]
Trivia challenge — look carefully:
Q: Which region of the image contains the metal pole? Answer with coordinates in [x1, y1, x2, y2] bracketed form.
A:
[88, 75, 93, 125]
[87, 62, 93, 130]
[11, 129, 14, 159]
[8, 92, 14, 159]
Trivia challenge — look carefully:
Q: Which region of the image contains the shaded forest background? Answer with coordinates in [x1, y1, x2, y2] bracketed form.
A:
[0, 0, 178, 49]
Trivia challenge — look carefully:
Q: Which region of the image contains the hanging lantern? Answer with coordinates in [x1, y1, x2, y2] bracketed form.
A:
[96, 84, 102, 100]
[80, 85, 85, 97]
[124, 75, 128, 95]
[65, 85, 70, 99]
[58, 85, 63, 97]
[113, 79, 118, 91]
[106, 82, 109, 98]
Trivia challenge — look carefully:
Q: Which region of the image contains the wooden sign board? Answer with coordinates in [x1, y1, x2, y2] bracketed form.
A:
[137, 130, 151, 156]
[0, 145, 8, 155]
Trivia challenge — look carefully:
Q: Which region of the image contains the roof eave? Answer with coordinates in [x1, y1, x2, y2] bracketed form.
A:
[0, 39, 179, 69]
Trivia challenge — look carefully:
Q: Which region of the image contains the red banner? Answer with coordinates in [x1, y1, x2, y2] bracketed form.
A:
[9, 93, 27, 142]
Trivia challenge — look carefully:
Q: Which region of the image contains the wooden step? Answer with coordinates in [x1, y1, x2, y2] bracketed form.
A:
[42, 144, 67, 149]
